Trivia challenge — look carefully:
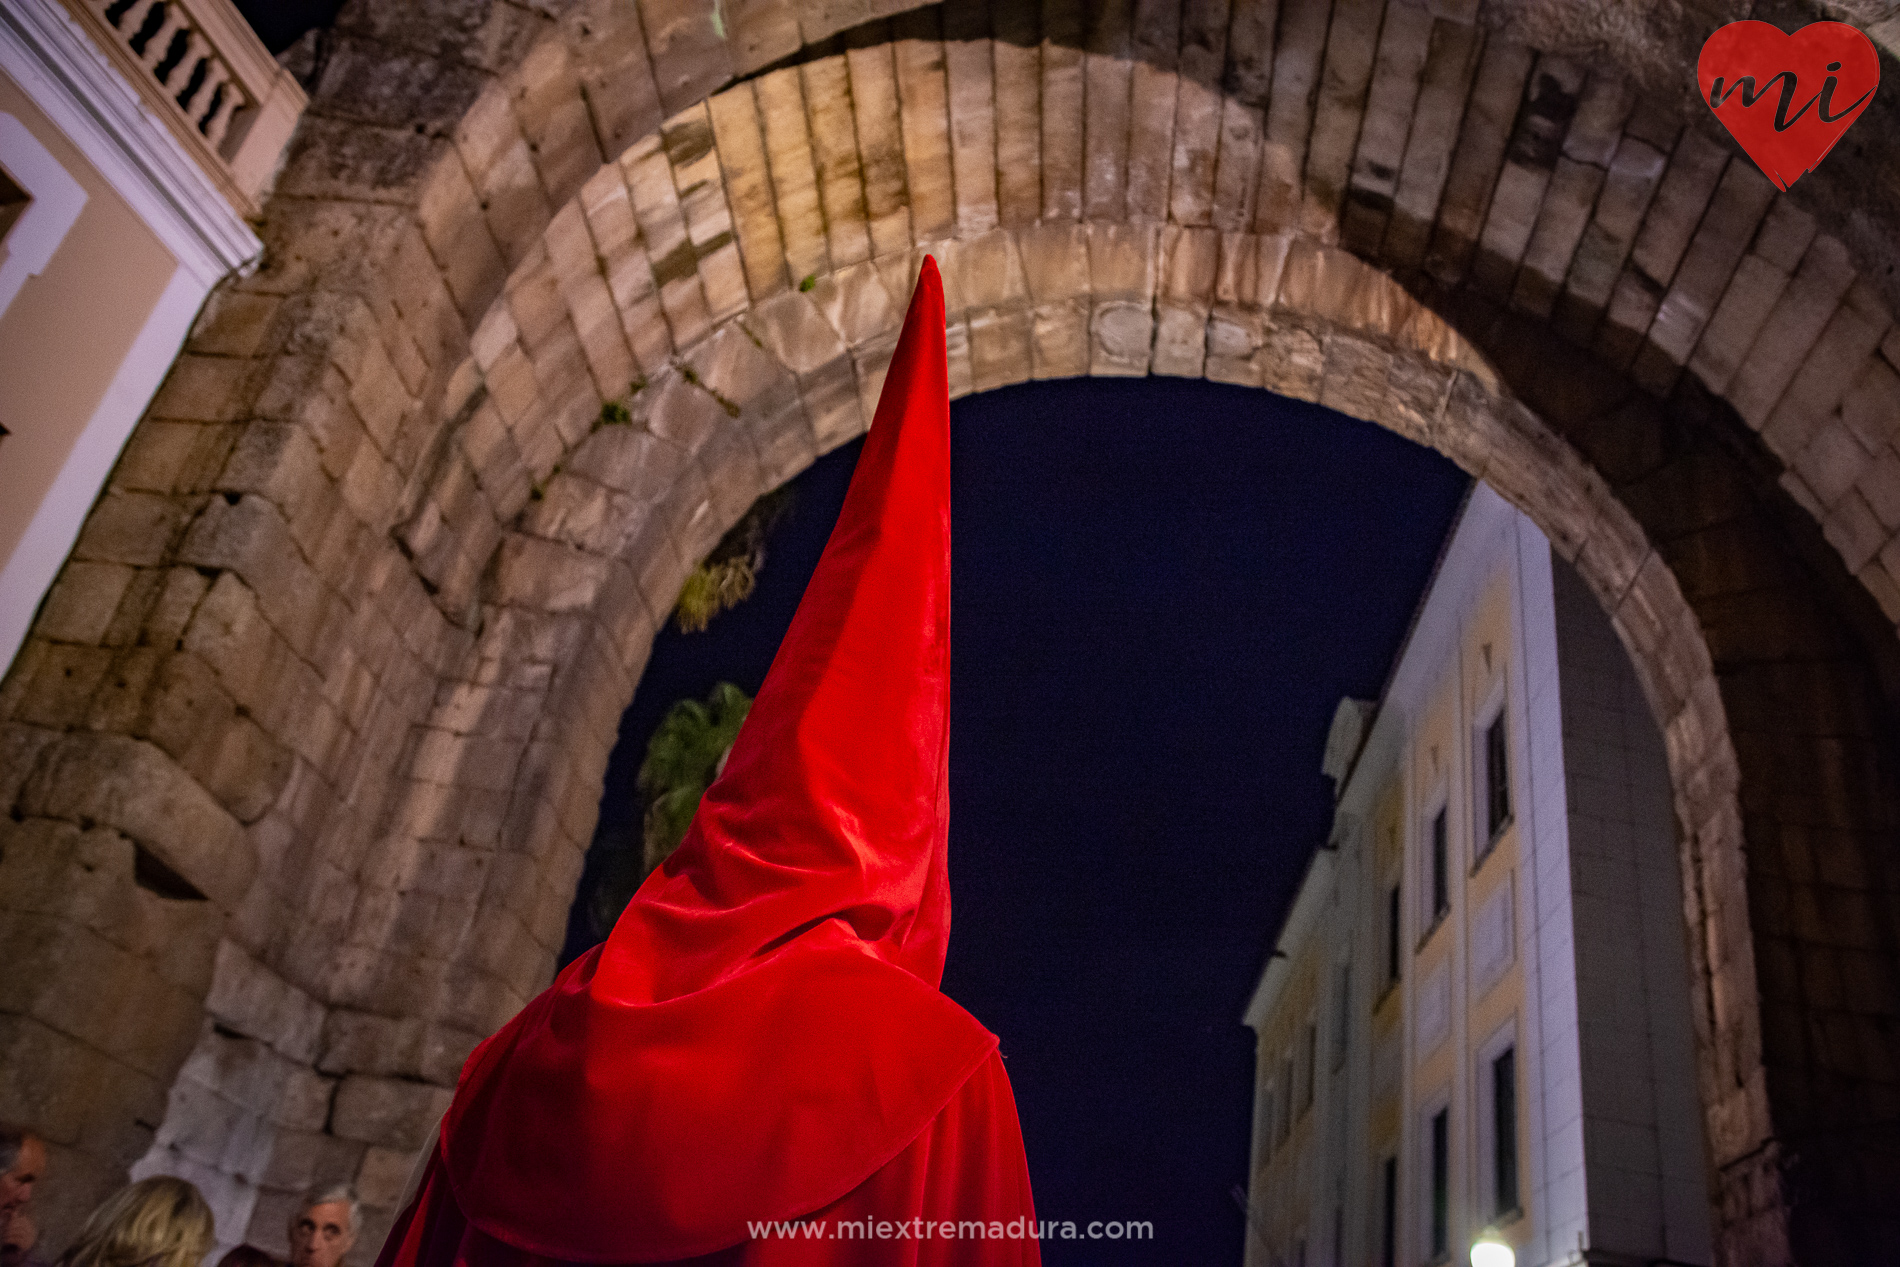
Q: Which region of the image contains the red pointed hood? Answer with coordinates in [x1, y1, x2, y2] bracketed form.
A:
[439, 258, 997, 1263]
[608, 253, 954, 993]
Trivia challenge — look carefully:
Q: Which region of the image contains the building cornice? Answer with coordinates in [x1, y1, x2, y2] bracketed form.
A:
[0, 0, 261, 287]
[1242, 846, 1334, 1032]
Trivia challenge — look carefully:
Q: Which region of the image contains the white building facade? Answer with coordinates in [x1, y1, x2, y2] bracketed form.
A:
[1241, 484, 1712, 1267]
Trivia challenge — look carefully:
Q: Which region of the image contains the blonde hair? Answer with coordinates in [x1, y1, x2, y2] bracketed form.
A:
[57, 1177, 214, 1267]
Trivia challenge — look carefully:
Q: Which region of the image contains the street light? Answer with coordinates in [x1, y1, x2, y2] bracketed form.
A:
[1469, 1229, 1514, 1267]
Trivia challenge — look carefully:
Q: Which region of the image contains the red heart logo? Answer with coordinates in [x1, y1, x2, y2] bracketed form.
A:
[1698, 21, 1880, 191]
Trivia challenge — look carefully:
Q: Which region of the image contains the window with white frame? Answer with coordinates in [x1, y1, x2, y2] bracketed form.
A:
[1420, 1092, 1452, 1265]
[1473, 684, 1511, 863]
[0, 164, 28, 243]
[1493, 1048, 1519, 1217]
[1476, 1020, 1522, 1223]
[1426, 800, 1450, 932]
[1380, 1155, 1398, 1267]
[1385, 881, 1402, 987]
[0, 116, 87, 319]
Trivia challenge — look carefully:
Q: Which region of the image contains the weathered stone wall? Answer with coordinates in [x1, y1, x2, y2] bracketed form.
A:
[2, 0, 1898, 1262]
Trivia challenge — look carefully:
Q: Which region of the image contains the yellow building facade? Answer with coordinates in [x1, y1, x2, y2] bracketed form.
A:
[1244, 485, 1712, 1267]
[0, 0, 303, 1240]
[0, 0, 302, 678]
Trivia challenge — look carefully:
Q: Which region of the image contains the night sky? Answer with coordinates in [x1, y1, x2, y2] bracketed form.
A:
[232, 0, 342, 54]
[566, 376, 1469, 1263]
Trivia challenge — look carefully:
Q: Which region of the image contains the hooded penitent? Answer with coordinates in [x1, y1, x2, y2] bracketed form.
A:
[375, 258, 1040, 1267]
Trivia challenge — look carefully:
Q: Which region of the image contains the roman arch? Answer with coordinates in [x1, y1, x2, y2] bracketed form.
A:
[3, 0, 1899, 1261]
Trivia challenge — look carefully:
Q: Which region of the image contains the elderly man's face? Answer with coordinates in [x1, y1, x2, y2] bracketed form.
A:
[0, 1138, 44, 1220]
[288, 1201, 354, 1267]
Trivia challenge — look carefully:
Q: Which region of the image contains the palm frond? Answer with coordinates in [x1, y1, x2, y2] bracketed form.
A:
[626, 682, 756, 884]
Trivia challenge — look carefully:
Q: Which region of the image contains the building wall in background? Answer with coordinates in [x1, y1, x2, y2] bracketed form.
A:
[1244, 485, 1712, 1267]
[1245, 893, 1326, 1267]
[1554, 558, 1715, 1265]
[0, 70, 178, 572]
[0, 0, 291, 1242]
[0, 0, 273, 679]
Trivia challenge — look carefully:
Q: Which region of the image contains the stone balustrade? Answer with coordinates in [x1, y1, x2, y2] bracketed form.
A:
[62, 0, 304, 216]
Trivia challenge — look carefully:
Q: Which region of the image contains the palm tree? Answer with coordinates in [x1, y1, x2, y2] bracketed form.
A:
[585, 682, 753, 939]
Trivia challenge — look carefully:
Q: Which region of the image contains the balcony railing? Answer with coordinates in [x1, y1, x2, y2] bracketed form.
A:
[61, 0, 305, 217]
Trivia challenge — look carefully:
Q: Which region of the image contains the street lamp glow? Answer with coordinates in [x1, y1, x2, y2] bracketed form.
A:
[1469, 1230, 1514, 1267]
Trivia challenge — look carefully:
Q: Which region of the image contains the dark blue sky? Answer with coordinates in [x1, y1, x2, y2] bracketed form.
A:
[233, 1, 340, 52]
[568, 376, 1469, 1264]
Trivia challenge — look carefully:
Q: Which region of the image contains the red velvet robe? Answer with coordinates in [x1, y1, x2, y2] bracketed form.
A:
[373, 258, 1040, 1266]
[380, 1047, 1038, 1267]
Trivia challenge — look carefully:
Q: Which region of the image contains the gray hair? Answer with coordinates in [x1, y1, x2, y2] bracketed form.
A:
[295, 1187, 359, 1236]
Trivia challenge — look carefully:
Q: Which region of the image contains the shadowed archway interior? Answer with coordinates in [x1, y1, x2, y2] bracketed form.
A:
[2, 1, 1898, 1262]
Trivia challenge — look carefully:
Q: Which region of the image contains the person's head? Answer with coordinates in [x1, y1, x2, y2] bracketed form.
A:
[0, 1126, 44, 1222]
[286, 1189, 356, 1267]
[55, 1177, 212, 1267]
[2, 1210, 38, 1267]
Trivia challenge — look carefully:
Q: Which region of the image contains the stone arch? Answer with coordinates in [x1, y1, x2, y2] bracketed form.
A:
[3, 1, 1899, 1262]
[385, 201, 1764, 1255]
